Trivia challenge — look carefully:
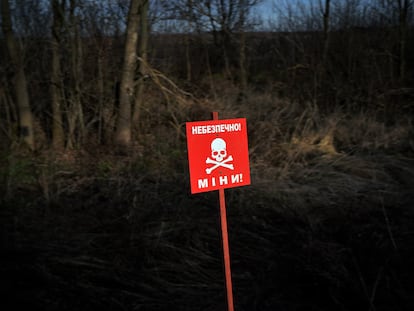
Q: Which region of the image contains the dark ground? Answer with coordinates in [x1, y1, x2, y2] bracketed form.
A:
[1, 149, 413, 311]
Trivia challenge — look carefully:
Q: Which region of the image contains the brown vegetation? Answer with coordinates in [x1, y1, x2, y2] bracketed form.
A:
[1, 87, 414, 310]
[1, 0, 414, 310]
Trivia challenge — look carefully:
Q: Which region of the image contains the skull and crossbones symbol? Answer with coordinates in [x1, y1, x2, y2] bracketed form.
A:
[206, 138, 234, 174]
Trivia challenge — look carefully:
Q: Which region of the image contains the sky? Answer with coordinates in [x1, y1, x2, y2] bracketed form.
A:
[256, 0, 274, 19]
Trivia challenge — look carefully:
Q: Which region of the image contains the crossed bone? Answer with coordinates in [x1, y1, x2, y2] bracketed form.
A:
[206, 155, 234, 174]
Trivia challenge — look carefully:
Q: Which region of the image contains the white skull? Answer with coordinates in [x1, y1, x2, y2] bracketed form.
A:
[211, 138, 227, 162]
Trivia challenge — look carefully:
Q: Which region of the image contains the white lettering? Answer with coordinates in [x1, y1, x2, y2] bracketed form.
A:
[198, 178, 208, 188]
[231, 174, 240, 183]
[191, 123, 242, 135]
[219, 175, 228, 185]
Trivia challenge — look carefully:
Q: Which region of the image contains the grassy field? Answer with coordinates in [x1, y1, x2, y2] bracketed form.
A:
[1, 86, 413, 311]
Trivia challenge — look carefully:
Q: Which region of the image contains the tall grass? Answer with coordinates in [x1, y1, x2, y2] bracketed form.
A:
[1, 85, 413, 311]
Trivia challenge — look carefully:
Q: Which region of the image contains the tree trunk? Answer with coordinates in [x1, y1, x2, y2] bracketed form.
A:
[50, 0, 65, 149]
[114, 0, 141, 147]
[67, 0, 85, 148]
[238, 0, 248, 100]
[314, 0, 330, 103]
[1, 0, 35, 150]
[133, 0, 149, 125]
[0, 82, 16, 143]
[398, 0, 410, 83]
[185, 33, 192, 83]
[322, 0, 331, 66]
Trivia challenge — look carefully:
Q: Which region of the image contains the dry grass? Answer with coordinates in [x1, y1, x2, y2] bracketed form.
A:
[1, 85, 414, 311]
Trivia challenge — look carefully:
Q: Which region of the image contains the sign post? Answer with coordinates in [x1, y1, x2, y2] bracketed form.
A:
[186, 112, 251, 311]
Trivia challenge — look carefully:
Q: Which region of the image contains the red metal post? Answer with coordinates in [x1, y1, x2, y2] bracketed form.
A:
[213, 111, 235, 311]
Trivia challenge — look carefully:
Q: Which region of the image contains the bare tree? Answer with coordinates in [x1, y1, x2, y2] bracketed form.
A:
[133, 0, 149, 124]
[315, 0, 331, 100]
[50, 0, 65, 149]
[321, 0, 331, 66]
[237, 0, 249, 98]
[396, 0, 412, 82]
[114, 0, 142, 147]
[161, 0, 261, 89]
[1, 0, 35, 150]
[66, 0, 85, 148]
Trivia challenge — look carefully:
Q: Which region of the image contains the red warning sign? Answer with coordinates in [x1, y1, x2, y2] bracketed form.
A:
[186, 118, 251, 194]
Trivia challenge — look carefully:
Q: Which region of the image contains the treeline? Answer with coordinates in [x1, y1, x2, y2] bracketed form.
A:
[0, 0, 413, 151]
